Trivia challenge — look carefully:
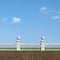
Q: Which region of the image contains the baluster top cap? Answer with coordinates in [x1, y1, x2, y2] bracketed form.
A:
[41, 36, 45, 40]
[17, 36, 20, 40]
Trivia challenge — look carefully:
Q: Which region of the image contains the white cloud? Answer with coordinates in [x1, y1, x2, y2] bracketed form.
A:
[40, 6, 48, 14]
[51, 16, 60, 20]
[12, 17, 21, 23]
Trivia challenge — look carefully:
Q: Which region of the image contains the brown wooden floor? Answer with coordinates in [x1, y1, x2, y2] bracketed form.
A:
[0, 51, 60, 60]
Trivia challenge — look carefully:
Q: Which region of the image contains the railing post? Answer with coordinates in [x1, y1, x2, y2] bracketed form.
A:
[16, 36, 20, 51]
[40, 36, 45, 51]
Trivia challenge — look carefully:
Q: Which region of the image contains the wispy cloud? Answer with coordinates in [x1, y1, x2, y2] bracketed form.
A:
[40, 6, 55, 14]
[40, 6, 60, 20]
[12, 17, 21, 23]
[1, 17, 8, 23]
[57, 11, 60, 14]
[40, 6, 48, 14]
[3, 18, 8, 21]
[1, 17, 21, 24]
[51, 16, 60, 20]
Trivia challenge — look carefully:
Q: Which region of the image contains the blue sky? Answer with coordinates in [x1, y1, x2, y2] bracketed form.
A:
[0, 0, 60, 43]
